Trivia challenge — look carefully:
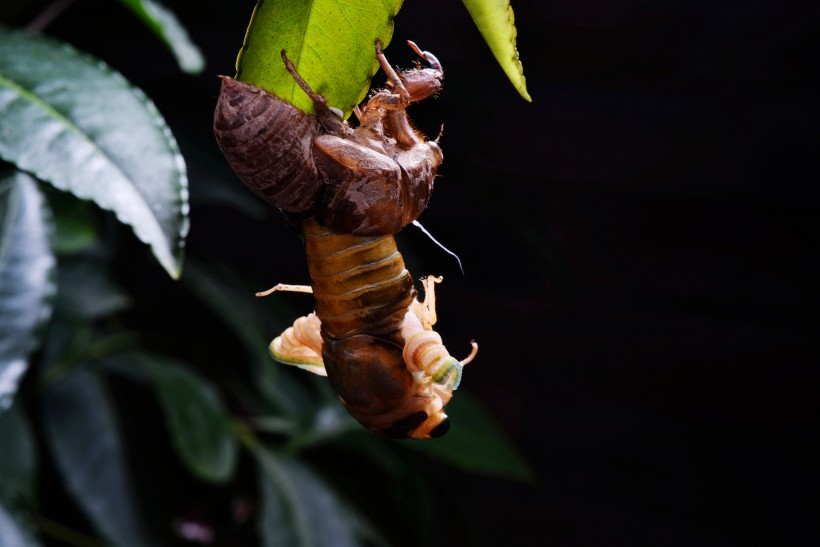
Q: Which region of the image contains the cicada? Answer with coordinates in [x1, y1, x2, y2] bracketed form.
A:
[213, 40, 476, 438]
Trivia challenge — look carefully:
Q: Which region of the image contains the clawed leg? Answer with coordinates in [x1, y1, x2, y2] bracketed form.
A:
[280, 50, 347, 135]
[407, 275, 443, 330]
[407, 40, 443, 75]
[375, 38, 411, 105]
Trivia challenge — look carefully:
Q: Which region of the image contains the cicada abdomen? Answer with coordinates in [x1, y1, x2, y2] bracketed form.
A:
[268, 218, 476, 439]
[213, 77, 324, 213]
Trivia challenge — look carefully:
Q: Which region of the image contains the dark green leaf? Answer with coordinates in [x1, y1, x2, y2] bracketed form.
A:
[55, 260, 131, 320]
[0, 172, 55, 416]
[255, 447, 363, 547]
[236, 0, 404, 116]
[414, 392, 536, 482]
[462, 0, 531, 101]
[182, 259, 313, 418]
[45, 190, 98, 255]
[116, 0, 205, 74]
[0, 403, 37, 506]
[0, 501, 41, 547]
[0, 26, 189, 278]
[41, 366, 153, 547]
[125, 352, 238, 483]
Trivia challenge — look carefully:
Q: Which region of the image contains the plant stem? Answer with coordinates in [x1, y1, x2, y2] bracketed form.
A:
[26, 0, 76, 32]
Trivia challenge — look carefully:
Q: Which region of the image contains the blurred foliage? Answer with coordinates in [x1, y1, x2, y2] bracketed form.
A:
[0, 1, 533, 546]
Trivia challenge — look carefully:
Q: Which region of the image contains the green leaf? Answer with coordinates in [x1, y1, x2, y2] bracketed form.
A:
[255, 447, 364, 547]
[43, 187, 98, 255]
[41, 366, 153, 547]
[116, 0, 205, 74]
[55, 260, 131, 320]
[125, 352, 239, 483]
[0, 403, 37, 506]
[182, 259, 313, 418]
[236, 0, 404, 116]
[462, 0, 531, 101]
[0, 172, 56, 416]
[413, 392, 536, 482]
[0, 25, 189, 278]
[0, 501, 41, 547]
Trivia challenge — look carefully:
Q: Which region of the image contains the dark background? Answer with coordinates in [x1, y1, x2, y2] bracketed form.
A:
[10, 0, 820, 545]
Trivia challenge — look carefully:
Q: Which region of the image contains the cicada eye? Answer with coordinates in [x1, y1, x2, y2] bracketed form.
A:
[429, 417, 450, 438]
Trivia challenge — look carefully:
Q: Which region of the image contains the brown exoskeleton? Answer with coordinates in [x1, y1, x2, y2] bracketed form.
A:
[213, 40, 476, 439]
[214, 40, 442, 236]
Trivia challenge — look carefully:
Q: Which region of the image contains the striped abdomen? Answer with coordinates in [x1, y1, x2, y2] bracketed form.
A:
[303, 218, 451, 437]
[213, 77, 323, 213]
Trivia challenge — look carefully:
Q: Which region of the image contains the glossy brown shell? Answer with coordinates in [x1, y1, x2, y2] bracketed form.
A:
[213, 77, 324, 213]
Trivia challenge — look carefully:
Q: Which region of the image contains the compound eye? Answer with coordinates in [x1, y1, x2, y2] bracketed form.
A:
[329, 106, 344, 119]
[429, 417, 451, 438]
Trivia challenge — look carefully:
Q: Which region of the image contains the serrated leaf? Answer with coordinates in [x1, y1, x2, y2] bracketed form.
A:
[41, 366, 153, 547]
[462, 0, 531, 101]
[0, 25, 189, 278]
[0, 403, 37, 506]
[125, 352, 238, 483]
[413, 392, 536, 482]
[116, 0, 205, 74]
[235, 0, 404, 116]
[0, 172, 56, 416]
[255, 447, 363, 547]
[0, 501, 42, 547]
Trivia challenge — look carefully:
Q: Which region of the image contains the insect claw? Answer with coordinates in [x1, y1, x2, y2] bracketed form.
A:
[375, 38, 411, 103]
[407, 40, 425, 60]
[407, 40, 443, 74]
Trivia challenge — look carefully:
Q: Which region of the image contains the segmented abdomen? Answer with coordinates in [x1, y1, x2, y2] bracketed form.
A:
[302, 217, 415, 343]
[213, 77, 323, 213]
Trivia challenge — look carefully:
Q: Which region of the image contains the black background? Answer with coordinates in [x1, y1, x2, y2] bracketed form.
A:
[9, 0, 820, 545]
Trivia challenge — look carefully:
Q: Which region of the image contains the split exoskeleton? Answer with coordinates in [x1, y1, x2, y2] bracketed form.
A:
[214, 40, 476, 439]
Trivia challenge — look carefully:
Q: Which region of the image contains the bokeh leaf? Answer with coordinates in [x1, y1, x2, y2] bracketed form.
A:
[42, 366, 153, 547]
[462, 0, 531, 101]
[0, 172, 55, 416]
[55, 260, 131, 320]
[43, 187, 98, 255]
[0, 25, 189, 278]
[182, 259, 313, 418]
[255, 447, 363, 547]
[116, 0, 205, 74]
[0, 403, 37, 506]
[125, 352, 238, 483]
[0, 502, 41, 547]
[235, 0, 404, 116]
[414, 392, 536, 482]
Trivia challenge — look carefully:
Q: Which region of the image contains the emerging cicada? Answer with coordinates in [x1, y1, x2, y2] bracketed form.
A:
[213, 40, 476, 439]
